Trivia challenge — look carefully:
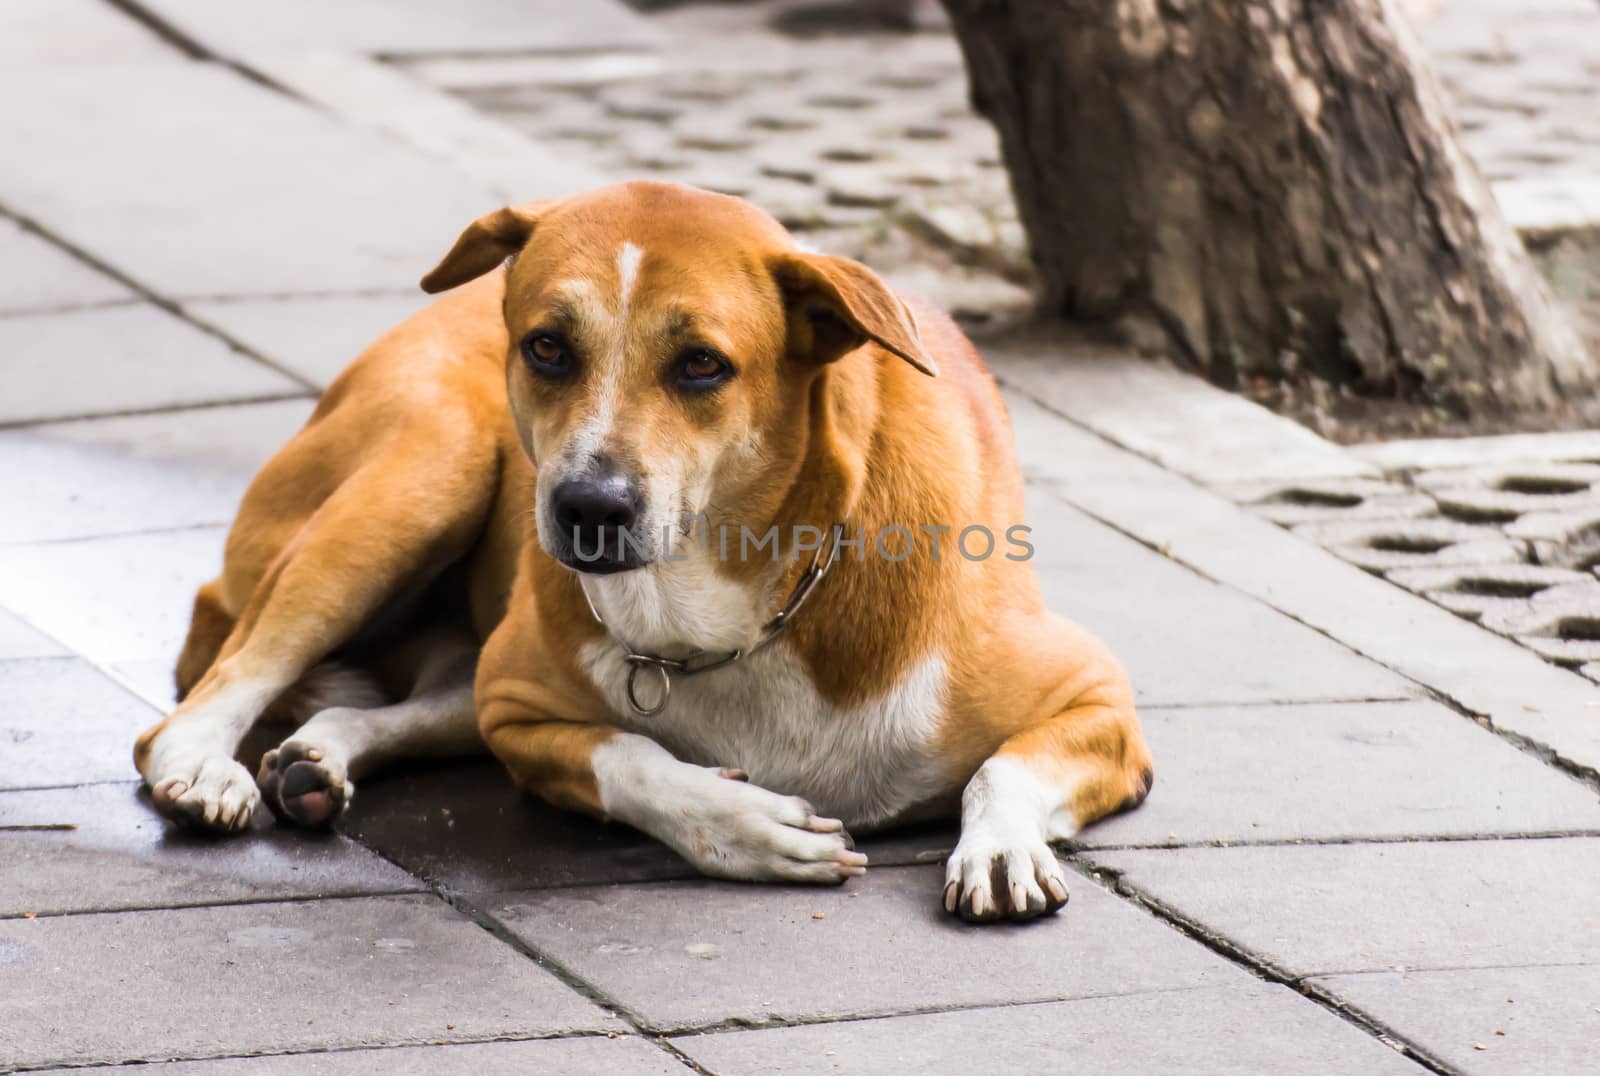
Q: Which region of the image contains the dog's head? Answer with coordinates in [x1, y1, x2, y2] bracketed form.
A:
[421, 182, 935, 575]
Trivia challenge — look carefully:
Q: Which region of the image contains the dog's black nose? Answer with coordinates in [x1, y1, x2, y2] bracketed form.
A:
[552, 474, 642, 549]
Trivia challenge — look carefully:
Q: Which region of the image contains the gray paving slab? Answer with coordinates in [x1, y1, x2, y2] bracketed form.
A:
[1078, 700, 1600, 848]
[0, 526, 222, 669]
[185, 293, 432, 388]
[0, 62, 497, 298]
[992, 342, 1375, 484]
[1026, 489, 1415, 707]
[1090, 838, 1600, 978]
[0, 657, 158, 790]
[0, 783, 423, 917]
[0, 607, 64, 659]
[0, 894, 621, 1069]
[0, 0, 174, 66]
[0, 304, 300, 425]
[676, 983, 1424, 1076]
[51, 1036, 687, 1075]
[0, 217, 136, 315]
[0, 400, 313, 544]
[1310, 964, 1600, 1076]
[139, 0, 660, 55]
[483, 865, 1236, 1032]
[342, 760, 954, 895]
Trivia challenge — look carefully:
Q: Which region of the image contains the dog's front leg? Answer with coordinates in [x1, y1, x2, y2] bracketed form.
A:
[946, 698, 1153, 924]
[594, 735, 868, 883]
[482, 703, 866, 883]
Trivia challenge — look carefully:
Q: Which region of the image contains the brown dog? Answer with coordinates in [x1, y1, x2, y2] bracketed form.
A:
[134, 182, 1151, 921]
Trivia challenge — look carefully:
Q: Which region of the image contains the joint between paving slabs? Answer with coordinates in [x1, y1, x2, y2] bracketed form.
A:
[96, 0, 306, 100]
[1, 887, 428, 924]
[1067, 859, 1466, 1076]
[2, 1030, 670, 1076]
[0, 204, 322, 394]
[1068, 827, 1600, 854]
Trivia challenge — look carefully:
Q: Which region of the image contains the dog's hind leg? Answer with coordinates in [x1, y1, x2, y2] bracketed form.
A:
[134, 429, 499, 833]
[257, 623, 483, 827]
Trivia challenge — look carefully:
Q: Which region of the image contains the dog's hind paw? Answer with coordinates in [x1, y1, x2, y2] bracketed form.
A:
[151, 757, 260, 835]
[257, 741, 351, 828]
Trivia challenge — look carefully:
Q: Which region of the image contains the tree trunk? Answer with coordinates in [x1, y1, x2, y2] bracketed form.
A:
[939, 0, 1591, 415]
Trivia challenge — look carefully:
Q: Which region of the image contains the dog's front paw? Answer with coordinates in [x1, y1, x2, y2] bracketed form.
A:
[257, 740, 350, 827]
[151, 756, 260, 834]
[674, 772, 868, 885]
[943, 829, 1070, 923]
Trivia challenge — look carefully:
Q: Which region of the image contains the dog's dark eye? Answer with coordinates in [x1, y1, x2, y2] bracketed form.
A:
[676, 348, 733, 391]
[521, 332, 571, 378]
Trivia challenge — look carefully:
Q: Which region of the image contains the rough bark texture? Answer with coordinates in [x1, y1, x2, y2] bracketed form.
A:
[940, 0, 1591, 415]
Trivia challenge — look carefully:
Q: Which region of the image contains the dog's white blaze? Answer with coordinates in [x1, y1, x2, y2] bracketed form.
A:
[616, 241, 644, 315]
[583, 632, 950, 830]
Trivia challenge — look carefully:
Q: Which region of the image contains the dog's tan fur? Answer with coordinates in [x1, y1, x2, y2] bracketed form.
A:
[134, 182, 1151, 921]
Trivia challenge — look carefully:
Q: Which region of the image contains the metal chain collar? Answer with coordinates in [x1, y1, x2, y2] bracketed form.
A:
[580, 525, 843, 717]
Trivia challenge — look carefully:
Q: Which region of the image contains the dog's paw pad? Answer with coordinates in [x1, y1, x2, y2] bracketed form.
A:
[257, 742, 350, 827]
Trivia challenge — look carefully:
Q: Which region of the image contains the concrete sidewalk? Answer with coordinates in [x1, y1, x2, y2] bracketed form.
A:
[3, 2, 1599, 1074]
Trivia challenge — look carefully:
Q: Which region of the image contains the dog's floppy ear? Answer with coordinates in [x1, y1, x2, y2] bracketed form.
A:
[419, 201, 556, 294]
[769, 252, 938, 376]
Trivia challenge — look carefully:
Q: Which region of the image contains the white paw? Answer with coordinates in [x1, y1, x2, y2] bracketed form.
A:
[667, 770, 868, 884]
[943, 825, 1070, 923]
[151, 756, 260, 834]
[257, 739, 351, 828]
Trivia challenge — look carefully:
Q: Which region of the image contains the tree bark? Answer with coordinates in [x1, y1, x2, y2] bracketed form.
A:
[939, 0, 1591, 415]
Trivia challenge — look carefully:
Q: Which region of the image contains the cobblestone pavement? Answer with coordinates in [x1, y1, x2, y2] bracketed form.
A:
[393, 0, 1600, 319]
[4, 2, 1600, 1074]
[1227, 433, 1600, 683]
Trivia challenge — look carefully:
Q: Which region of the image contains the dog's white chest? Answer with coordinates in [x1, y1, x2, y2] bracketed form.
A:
[580, 639, 951, 830]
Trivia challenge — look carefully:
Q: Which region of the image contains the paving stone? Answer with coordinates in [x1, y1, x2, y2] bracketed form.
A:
[0, 608, 64, 659]
[1506, 506, 1600, 568]
[0, 304, 300, 425]
[139, 0, 660, 54]
[1025, 486, 1415, 708]
[677, 983, 1422, 1076]
[1412, 462, 1600, 522]
[343, 759, 955, 895]
[0, 217, 136, 315]
[990, 342, 1376, 483]
[1476, 580, 1600, 656]
[0, 0, 174, 66]
[0, 526, 223, 669]
[1386, 563, 1586, 622]
[1090, 838, 1600, 978]
[1223, 476, 1435, 526]
[1289, 517, 1525, 573]
[64, 1036, 687, 1075]
[0, 895, 620, 1069]
[485, 865, 1236, 1031]
[0, 783, 423, 916]
[1077, 700, 1600, 848]
[1008, 387, 1600, 782]
[1309, 964, 1600, 1076]
[1352, 430, 1600, 472]
[0, 658, 159, 790]
[0, 62, 497, 298]
[0, 400, 313, 544]
[184, 294, 430, 389]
